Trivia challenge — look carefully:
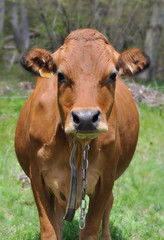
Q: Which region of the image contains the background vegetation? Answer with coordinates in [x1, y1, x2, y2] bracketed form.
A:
[0, 0, 164, 239]
[0, 0, 164, 82]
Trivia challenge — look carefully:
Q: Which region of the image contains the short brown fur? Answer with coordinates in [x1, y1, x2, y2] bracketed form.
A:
[15, 29, 149, 240]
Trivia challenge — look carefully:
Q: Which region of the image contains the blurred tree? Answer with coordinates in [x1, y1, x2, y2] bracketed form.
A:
[0, 0, 164, 81]
[138, 1, 164, 81]
[11, 0, 29, 53]
[37, 0, 56, 52]
[0, 0, 6, 39]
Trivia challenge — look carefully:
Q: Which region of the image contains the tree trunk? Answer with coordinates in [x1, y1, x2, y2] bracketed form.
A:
[138, 1, 164, 81]
[37, 0, 55, 52]
[11, 1, 30, 53]
[0, 0, 6, 39]
[20, 1, 30, 50]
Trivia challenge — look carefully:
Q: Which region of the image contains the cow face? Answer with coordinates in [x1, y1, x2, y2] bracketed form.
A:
[21, 29, 149, 141]
[54, 34, 119, 140]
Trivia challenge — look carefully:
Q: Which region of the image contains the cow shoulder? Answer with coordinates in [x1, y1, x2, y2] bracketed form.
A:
[29, 77, 60, 144]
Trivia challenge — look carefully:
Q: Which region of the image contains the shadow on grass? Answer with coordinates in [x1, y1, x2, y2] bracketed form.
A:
[63, 220, 79, 240]
[29, 219, 125, 240]
[109, 221, 126, 240]
[36, 237, 40, 240]
[62, 219, 126, 240]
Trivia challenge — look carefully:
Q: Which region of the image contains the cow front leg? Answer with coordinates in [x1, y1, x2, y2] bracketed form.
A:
[101, 193, 113, 240]
[79, 179, 114, 240]
[30, 163, 61, 240]
[55, 197, 65, 239]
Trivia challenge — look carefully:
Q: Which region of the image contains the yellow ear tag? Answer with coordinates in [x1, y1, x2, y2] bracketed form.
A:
[39, 66, 54, 78]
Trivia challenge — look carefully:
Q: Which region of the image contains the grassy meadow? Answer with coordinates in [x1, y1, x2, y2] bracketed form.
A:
[0, 95, 164, 240]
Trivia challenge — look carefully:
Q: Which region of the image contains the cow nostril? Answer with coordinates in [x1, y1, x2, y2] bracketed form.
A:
[92, 111, 101, 123]
[71, 110, 101, 131]
[72, 112, 80, 125]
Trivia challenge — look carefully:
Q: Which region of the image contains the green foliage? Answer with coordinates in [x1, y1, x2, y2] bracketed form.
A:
[0, 97, 163, 239]
[1, 0, 164, 81]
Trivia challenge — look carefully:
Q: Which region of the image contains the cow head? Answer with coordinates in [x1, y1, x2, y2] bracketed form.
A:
[21, 29, 149, 141]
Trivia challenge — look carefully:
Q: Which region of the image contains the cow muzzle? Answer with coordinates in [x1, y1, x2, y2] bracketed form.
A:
[65, 109, 108, 140]
[71, 110, 100, 131]
[71, 110, 100, 140]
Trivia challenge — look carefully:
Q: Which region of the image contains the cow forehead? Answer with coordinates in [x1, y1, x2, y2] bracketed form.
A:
[64, 29, 109, 44]
[56, 30, 118, 78]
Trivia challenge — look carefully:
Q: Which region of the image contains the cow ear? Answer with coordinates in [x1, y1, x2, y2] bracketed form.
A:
[117, 48, 150, 77]
[20, 48, 57, 78]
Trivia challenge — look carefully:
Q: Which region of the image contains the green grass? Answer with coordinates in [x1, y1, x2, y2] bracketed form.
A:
[0, 97, 164, 240]
[111, 105, 164, 240]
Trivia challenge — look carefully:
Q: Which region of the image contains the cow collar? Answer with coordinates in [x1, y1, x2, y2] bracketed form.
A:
[64, 136, 90, 229]
[64, 136, 77, 222]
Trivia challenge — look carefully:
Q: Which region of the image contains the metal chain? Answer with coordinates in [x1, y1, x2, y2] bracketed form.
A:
[79, 144, 90, 229]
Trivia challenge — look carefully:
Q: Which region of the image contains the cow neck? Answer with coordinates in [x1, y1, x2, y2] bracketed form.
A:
[64, 136, 90, 229]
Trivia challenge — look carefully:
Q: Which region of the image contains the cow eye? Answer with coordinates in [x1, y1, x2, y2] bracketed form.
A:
[57, 72, 66, 83]
[108, 71, 118, 83]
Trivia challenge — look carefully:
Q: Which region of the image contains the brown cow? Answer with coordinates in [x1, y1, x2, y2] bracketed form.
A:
[15, 29, 149, 240]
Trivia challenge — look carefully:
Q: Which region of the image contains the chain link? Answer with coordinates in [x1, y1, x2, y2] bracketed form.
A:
[79, 144, 90, 229]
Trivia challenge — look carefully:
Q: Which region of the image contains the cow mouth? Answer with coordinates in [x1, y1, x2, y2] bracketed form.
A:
[76, 132, 99, 140]
[65, 124, 108, 140]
